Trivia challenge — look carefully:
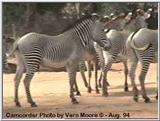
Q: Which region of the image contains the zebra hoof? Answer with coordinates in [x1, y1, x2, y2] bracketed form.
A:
[88, 87, 92, 93]
[16, 102, 21, 107]
[102, 92, 108, 97]
[144, 98, 151, 103]
[31, 102, 38, 107]
[76, 91, 81, 96]
[96, 89, 100, 94]
[124, 87, 129, 92]
[72, 98, 79, 104]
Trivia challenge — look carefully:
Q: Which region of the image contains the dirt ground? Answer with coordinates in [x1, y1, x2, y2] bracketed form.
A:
[3, 63, 158, 119]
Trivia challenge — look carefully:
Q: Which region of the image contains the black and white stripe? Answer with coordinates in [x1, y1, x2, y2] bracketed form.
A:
[74, 19, 92, 48]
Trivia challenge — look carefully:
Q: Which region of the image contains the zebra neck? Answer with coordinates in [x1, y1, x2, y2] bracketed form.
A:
[73, 19, 93, 49]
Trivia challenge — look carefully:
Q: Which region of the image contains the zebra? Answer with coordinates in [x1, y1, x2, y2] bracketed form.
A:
[82, 9, 156, 98]
[8, 15, 111, 107]
[99, 10, 149, 96]
[126, 28, 158, 103]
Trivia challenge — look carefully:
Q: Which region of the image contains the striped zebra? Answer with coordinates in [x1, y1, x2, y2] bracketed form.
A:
[8, 15, 111, 107]
[126, 28, 158, 103]
[100, 10, 149, 96]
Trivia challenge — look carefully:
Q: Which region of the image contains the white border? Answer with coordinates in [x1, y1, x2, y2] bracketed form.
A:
[1, 0, 160, 2]
[1, 1, 159, 120]
[0, 2, 2, 121]
[158, 2, 160, 121]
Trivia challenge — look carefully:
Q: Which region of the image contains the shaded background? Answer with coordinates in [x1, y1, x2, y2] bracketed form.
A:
[3, 2, 158, 36]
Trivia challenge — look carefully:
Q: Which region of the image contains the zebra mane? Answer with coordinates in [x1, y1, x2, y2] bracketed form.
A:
[62, 15, 94, 33]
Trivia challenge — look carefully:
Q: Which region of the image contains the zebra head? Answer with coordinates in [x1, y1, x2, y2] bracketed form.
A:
[135, 9, 148, 29]
[125, 10, 148, 32]
[91, 17, 111, 51]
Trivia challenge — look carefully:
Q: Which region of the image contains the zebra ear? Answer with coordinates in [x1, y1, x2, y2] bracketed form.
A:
[81, 12, 86, 16]
[91, 13, 100, 21]
[119, 13, 126, 18]
[99, 15, 110, 23]
[124, 12, 133, 23]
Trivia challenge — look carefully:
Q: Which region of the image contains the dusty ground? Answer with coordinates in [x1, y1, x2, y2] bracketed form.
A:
[3, 63, 158, 119]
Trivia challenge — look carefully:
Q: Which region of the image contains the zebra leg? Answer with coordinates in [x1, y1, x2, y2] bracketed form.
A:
[156, 91, 158, 100]
[106, 79, 110, 86]
[98, 71, 102, 88]
[94, 61, 100, 94]
[14, 53, 25, 107]
[123, 60, 129, 92]
[74, 80, 81, 96]
[102, 71, 108, 96]
[14, 65, 25, 107]
[23, 71, 37, 107]
[66, 64, 78, 104]
[79, 62, 88, 88]
[99, 73, 110, 87]
[139, 61, 151, 103]
[87, 61, 93, 93]
[155, 71, 158, 100]
[80, 71, 88, 88]
[129, 59, 139, 102]
[102, 59, 113, 97]
[100, 71, 110, 87]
